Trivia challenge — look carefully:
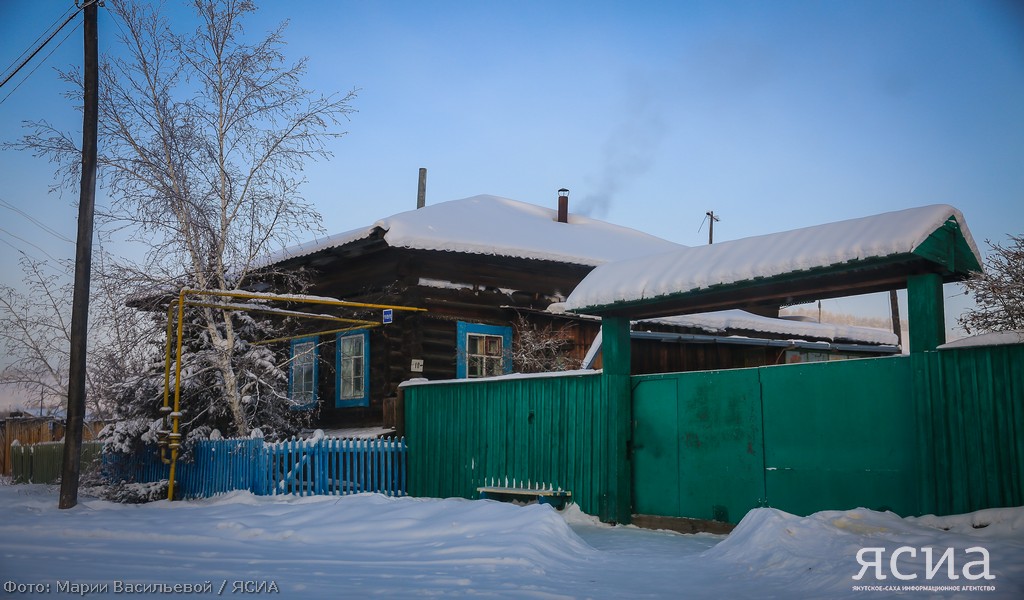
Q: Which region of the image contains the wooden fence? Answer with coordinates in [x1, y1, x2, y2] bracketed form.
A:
[9, 440, 104, 484]
[99, 436, 408, 499]
[1, 418, 109, 476]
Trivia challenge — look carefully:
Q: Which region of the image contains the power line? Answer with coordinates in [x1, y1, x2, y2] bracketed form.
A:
[0, 226, 67, 265]
[0, 5, 84, 92]
[0, 197, 75, 244]
[0, 18, 84, 107]
[1, 4, 77, 77]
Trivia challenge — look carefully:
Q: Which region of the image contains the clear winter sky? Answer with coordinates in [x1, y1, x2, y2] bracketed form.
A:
[1, 1, 1022, 411]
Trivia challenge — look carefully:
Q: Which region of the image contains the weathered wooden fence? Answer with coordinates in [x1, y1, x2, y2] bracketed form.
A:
[1, 419, 109, 476]
[10, 440, 104, 483]
[16, 436, 407, 500]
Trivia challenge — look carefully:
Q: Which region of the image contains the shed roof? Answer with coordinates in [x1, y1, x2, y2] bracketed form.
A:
[565, 204, 981, 318]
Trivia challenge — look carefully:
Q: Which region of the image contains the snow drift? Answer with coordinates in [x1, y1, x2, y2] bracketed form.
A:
[1, 484, 1021, 598]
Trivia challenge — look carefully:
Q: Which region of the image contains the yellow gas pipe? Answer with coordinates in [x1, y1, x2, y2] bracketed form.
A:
[167, 290, 186, 500]
[160, 289, 426, 501]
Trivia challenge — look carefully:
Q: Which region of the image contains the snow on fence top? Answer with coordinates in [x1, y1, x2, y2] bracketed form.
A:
[266, 195, 685, 267]
[566, 204, 981, 313]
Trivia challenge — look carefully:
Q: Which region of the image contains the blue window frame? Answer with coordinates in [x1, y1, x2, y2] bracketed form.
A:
[456, 322, 512, 379]
[336, 330, 370, 408]
[289, 336, 318, 410]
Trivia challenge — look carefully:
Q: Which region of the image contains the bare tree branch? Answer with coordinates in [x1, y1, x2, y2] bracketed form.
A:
[958, 234, 1024, 334]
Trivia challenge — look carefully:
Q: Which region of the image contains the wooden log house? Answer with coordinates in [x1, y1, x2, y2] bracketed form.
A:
[258, 192, 899, 431]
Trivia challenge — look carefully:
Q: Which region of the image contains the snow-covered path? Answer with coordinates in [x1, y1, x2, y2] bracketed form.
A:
[1, 483, 1022, 598]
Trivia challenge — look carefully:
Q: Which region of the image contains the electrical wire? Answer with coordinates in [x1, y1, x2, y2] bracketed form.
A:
[0, 198, 75, 244]
[0, 4, 78, 79]
[0, 227, 67, 265]
[0, 5, 84, 92]
[0, 18, 84, 107]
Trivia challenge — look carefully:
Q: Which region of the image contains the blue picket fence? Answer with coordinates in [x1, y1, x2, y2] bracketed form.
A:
[104, 436, 407, 500]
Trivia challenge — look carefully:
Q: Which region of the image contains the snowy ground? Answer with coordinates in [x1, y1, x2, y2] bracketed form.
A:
[1, 481, 1022, 599]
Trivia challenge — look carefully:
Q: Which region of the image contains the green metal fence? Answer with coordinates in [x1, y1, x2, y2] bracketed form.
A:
[631, 356, 917, 523]
[405, 342, 1023, 524]
[632, 367, 765, 524]
[760, 356, 917, 517]
[404, 372, 611, 517]
[914, 344, 1024, 516]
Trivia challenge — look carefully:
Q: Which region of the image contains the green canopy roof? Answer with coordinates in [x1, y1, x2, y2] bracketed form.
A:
[566, 205, 980, 319]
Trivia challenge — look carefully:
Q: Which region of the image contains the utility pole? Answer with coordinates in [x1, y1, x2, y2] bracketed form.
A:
[60, 0, 99, 510]
[706, 211, 720, 245]
[416, 167, 427, 209]
[889, 289, 903, 348]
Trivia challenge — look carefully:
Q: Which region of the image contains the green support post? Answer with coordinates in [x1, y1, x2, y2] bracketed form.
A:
[907, 273, 946, 353]
[600, 316, 633, 524]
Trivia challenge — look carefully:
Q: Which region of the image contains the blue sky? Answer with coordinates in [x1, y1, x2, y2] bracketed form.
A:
[1, 1, 1022, 408]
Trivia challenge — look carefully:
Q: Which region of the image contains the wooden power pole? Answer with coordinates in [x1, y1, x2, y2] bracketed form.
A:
[889, 289, 903, 348]
[706, 211, 720, 245]
[60, 0, 99, 510]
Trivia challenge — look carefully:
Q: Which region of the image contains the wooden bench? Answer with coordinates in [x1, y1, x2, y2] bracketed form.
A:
[477, 486, 572, 510]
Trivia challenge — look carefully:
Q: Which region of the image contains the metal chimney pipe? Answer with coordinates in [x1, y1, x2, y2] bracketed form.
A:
[417, 168, 427, 209]
[557, 188, 569, 223]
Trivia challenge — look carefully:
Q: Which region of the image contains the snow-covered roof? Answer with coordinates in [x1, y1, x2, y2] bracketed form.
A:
[546, 303, 898, 345]
[566, 204, 980, 313]
[939, 331, 1024, 350]
[269, 194, 685, 267]
[642, 310, 899, 346]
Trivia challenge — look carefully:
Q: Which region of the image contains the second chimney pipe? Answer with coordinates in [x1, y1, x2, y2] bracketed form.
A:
[557, 188, 569, 223]
[417, 168, 427, 209]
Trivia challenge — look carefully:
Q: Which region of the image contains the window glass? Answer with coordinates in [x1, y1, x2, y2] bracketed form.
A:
[466, 332, 504, 378]
[456, 322, 512, 379]
[291, 339, 316, 407]
[339, 334, 364, 400]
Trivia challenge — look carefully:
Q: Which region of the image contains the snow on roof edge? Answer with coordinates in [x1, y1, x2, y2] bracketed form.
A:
[261, 225, 379, 266]
[543, 304, 897, 346]
[938, 331, 1024, 350]
[565, 204, 980, 312]
[264, 194, 684, 269]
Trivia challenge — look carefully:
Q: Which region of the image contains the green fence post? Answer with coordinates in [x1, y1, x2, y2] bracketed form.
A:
[908, 273, 945, 353]
[601, 316, 632, 524]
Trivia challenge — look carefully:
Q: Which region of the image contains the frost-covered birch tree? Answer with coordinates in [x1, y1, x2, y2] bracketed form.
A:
[0, 253, 150, 419]
[0, 257, 75, 416]
[958, 234, 1024, 334]
[11, 0, 354, 436]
